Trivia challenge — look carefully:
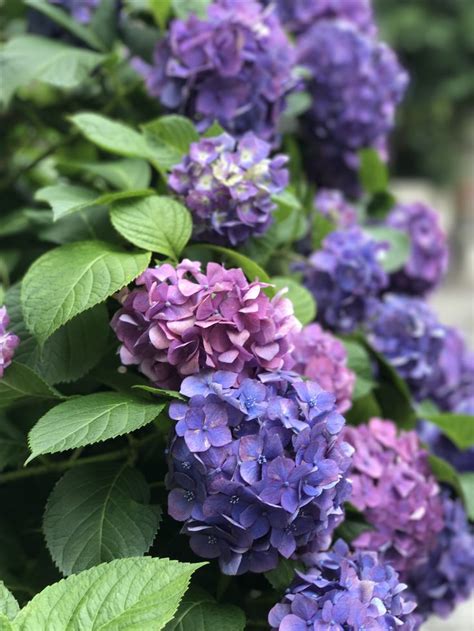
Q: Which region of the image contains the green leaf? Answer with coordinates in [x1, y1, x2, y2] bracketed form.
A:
[203, 245, 272, 286]
[110, 196, 192, 258]
[132, 385, 185, 400]
[0, 362, 62, 410]
[89, 0, 117, 50]
[428, 454, 465, 500]
[265, 559, 301, 593]
[38, 206, 112, 245]
[459, 473, 474, 520]
[336, 519, 372, 543]
[164, 588, 245, 631]
[70, 113, 151, 158]
[0, 36, 104, 107]
[203, 121, 225, 138]
[0, 415, 27, 472]
[59, 158, 151, 191]
[0, 211, 30, 238]
[311, 211, 335, 251]
[345, 392, 382, 425]
[366, 191, 396, 220]
[27, 392, 165, 461]
[271, 277, 316, 325]
[36, 184, 153, 220]
[13, 557, 205, 630]
[44, 463, 161, 576]
[24, 0, 103, 50]
[342, 339, 375, 399]
[172, 0, 210, 19]
[142, 115, 199, 157]
[22, 240, 150, 344]
[364, 226, 411, 273]
[358, 148, 389, 194]
[149, 0, 172, 29]
[0, 581, 19, 621]
[425, 413, 474, 450]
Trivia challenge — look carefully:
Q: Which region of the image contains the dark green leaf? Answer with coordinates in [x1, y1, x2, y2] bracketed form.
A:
[265, 559, 302, 593]
[0, 362, 62, 410]
[428, 454, 465, 500]
[459, 473, 474, 520]
[425, 413, 474, 450]
[0, 415, 27, 473]
[342, 339, 375, 399]
[271, 276, 316, 325]
[345, 392, 382, 425]
[203, 245, 272, 287]
[164, 587, 245, 631]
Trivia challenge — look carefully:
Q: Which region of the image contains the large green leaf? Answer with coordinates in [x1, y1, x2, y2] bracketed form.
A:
[342, 339, 375, 399]
[70, 113, 151, 158]
[59, 158, 151, 191]
[0, 362, 62, 409]
[265, 559, 302, 593]
[425, 413, 474, 450]
[110, 196, 192, 258]
[13, 557, 204, 630]
[204, 245, 272, 286]
[27, 392, 165, 461]
[164, 588, 245, 631]
[271, 277, 316, 325]
[0, 36, 104, 107]
[142, 115, 199, 160]
[0, 583, 18, 625]
[44, 463, 161, 575]
[428, 454, 464, 500]
[358, 148, 388, 194]
[21, 240, 150, 344]
[459, 473, 474, 520]
[36, 184, 153, 221]
[0, 415, 27, 472]
[364, 226, 411, 273]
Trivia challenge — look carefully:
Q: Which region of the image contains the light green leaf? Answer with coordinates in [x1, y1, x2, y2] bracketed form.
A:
[132, 385, 185, 400]
[70, 113, 150, 158]
[0, 415, 27, 472]
[13, 557, 205, 631]
[271, 277, 316, 325]
[0, 36, 104, 107]
[164, 588, 245, 631]
[150, 0, 172, 28]
[459, 473, 474, 520]
[342, 339, 375, 399]
[110, 196, 192, 258]
[142, 115, 199, 158]
[0, 581, 18, 621]
[172, 0, 210, 19]
[425, 413, 474, 450]
[204, 245, 272, 286]
[38, 206, 112, 245]
[203, 121, 225, 138]
[44, 463, 161, 575]
[364, 226, 411, 273]
[359, 148, 388, 194]
[59, 158, 151, 190]
[0, 362, 62, 410]
[27, 392, 165, 461]
[22, 240, 150, 344]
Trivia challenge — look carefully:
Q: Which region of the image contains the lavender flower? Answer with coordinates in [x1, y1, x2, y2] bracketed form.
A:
[344, 418, 444, 577]
[167, 371, 353, 574]
[297, 20, 408, 196]
[366, 294, 446, 402]
[407, 493, 474, 620]
[271, 0, 376, 35]
[290, 323, 355, 413]
[303, 227, 388, 333]
[386, 202, 449, 295]
[168, 133, 288, 245]
[111, 260, 299, 388]
[49, 0, 99, 23]
[0, 307, 19, 378]
[269, 539, 417, 630]
[314, 188, 358, 229]
[134, 0, 296, 141]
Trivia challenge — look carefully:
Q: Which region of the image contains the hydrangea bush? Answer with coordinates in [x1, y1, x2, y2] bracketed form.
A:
[0, 0, 472, 629]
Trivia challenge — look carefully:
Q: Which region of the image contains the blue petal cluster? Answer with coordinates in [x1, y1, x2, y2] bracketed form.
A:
[269, 539, 417, 630]
[134, 0, 296, 142]
[366, 295, 446, 402]
[297, 20, 408, 196]
[166, 371, 353, 574]
[303, 227, 388, 333]
[407, 493, 474, 620]
[168, 132, 288, 245]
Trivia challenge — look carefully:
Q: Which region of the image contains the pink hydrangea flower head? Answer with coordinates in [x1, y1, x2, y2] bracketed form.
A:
[0, 306, 19, 378]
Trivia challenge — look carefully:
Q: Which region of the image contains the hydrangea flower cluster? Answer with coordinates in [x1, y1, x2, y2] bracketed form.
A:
[134, 0, 296, 141]
[168, 133, 288, 245]
[269, 539, 417, 630]
[166, 371, 353, 574]
[271, 0, 376, 35]
[386, 202, 449, 295]
[314, 188, 358, 229]
[366, 294, 446, 402]
[111, 260, 299, 388]
[0, 307, 19, 379]
[407, 492, 474, 620]
[344, 418, 444, 577]
[50, 0, 99, 23]
[418, 419, 474, 474]
[297, 20, 408, 196]
[303, 227, 388, 333]
[290, 323, 355, 413]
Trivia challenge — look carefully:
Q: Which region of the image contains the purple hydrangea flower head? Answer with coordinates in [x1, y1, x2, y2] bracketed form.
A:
[0, 307, 20, 378]
[407, 492, 474, 620]
[418, 417, 474, 474]
[49, 0, 99, 23]
[269, 539, 417, 630]
[168, 132, 288, 245]
[297, 20, 408, 196]
[290, 323, 355, 413]
[271, 0, 376, 35]
[111, 260, 299, 388]
[314, 188, 358, 229]
[344, 418, 444, 577]
[134, 0, 296, 142]
[167, 371, 353, 574]
[386, 202, 449, 295]
[303, 227, 388, 333]
[366, 294, 446, 402]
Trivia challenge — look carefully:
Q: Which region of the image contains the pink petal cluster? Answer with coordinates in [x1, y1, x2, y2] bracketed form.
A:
[111, 260, 299, 388]
[344, 418, 444, 578]
[290, 323, 355, 413]
[0, 306, 19, 378]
